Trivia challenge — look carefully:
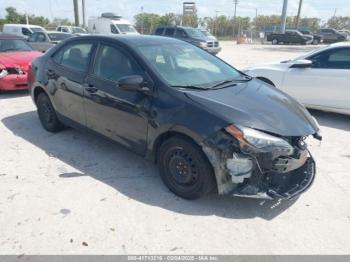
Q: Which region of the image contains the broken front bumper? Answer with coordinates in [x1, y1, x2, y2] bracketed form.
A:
[202, 133, 316, 200]
[232, 156, 315, 200]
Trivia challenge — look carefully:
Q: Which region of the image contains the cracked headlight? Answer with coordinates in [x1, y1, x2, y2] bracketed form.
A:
[0, 68, 8, 79]
[225, 124, 294, 155]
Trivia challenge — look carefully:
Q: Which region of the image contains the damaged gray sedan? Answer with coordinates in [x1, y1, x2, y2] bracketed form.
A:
[29, 35, 321, 200]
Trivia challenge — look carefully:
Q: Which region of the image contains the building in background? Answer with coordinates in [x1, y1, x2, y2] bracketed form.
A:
[183, 2, 197, 17]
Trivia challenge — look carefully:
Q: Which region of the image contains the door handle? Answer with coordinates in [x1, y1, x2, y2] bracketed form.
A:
[84, 85, 98, 93]
[46, 69, 55, 77]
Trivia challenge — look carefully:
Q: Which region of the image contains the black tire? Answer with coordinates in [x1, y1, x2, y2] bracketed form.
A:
[157, 136, 216, 200]
[36, 92, 64, 132]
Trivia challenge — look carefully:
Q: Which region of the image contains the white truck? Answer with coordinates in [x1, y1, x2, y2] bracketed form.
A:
[2, 24, 45, 39]
[88, 13, 139, 35]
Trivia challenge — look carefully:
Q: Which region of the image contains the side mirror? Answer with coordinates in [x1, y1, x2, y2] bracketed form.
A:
[290, 59, 313, 68]
[118, 75, 149, 93]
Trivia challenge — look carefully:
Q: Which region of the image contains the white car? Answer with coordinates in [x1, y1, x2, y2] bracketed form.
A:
[243, 42, 350, 115]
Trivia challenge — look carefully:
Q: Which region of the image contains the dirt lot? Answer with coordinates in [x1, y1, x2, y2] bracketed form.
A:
[1, 43, 350, 255]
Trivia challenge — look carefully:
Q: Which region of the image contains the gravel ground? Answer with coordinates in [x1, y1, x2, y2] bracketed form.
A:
[0, 42, 350, 255]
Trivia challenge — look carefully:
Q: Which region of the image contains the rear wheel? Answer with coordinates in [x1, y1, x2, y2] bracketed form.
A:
[36, 92, 64, 132]
[158, 136, 216, 200]
[312, 39, 319, 45]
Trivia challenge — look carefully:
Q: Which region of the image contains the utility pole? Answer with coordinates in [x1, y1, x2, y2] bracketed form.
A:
[333, 8, 337, 17]
[73, 0, 79, 26]
[233, 0, 238, 37]
[140, 6, 144, 34]
[295, 0, 303, 28]
[82, 0, 86, 28]
[215, 10, 219, 36]
[280, 0, 288, 33]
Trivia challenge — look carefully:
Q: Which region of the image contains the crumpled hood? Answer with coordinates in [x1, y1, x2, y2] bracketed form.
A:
[0, 51, 42, 70]
[185, 80, 319, 137]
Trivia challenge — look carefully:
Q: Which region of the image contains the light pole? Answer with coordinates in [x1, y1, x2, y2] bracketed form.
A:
[233, 0, 238, 37]
[140, 6, 144, 34]
[82, 0, 86, 28]
[280, 0, 288, 33]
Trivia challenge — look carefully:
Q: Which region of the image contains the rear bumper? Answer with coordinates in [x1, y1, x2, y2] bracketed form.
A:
[0, 74, 28, 90]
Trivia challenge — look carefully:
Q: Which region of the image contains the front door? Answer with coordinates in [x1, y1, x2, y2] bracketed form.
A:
[282, 47, 350, 111]
[84, 43, 151, 155]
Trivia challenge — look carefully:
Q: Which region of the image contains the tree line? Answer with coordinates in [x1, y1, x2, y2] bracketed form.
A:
[1, 6, 350, 37]
[134, 12, 350, 37]
[0, 7, 73, 31]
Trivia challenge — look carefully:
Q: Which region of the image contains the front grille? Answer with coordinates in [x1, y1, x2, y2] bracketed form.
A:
[214, 41, 219, 47]
[6, 67, 25, 75]
[207, 41, 214, 47]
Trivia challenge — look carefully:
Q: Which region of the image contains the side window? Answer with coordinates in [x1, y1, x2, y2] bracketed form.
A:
[36, 33, 46, 42]
[93, 45, 142, 82]
[175, 29, 187, 38]
[62, 27, 69, 33]
[28, 33, 37, 42]
[155, 28, 164, 35]
[53, 42, 93, 72]
[22, 27, 32, 36]
[165, 28, 175, 36]
[110, 24, 119, 34]
[310, 48, 350, 69]
[327, 48, 350, 69]
[57, 27, 61, 31]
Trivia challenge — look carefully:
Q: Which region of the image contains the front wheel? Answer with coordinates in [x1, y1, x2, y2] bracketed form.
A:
[37, 92, 64, 132]
[158, 136, 216, 200]
[272, 39, 278, 45]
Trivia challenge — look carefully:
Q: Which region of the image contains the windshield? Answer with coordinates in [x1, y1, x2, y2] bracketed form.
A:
[291, 45, 331, 62]
[137, 42, 242, 87]
[48, 33, 72, 41]
[115, 24, 137, 33]
[72, 27, 87, 34]
[0, 39, 33, 52]
[186, 28, 206, 39]
[30, 27, 44, 33]
[201, 30, 213, 37]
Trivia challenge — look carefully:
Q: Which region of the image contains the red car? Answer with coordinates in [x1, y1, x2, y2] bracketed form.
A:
[0, 34, 42, 91]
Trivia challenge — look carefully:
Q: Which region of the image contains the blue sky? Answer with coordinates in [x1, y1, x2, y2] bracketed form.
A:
[0, 0, 349, 23]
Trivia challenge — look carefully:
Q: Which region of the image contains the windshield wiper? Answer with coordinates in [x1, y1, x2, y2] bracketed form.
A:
[170, 85, 210, 90]
[209, 76, 252, 89]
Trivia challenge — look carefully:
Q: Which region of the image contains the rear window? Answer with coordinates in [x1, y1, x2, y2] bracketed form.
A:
[30, 27, 44, 33]
[48, 33, 72, 41]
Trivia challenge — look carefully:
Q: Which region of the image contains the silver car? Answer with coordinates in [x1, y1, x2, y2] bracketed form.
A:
[28, 31, 73, 52]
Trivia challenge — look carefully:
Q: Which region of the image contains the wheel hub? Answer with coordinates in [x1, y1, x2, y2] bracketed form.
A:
[168, 149, 198, 185]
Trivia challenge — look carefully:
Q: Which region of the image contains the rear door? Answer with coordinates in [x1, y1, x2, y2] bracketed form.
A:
[83, 42, 151, 154]
[46, 40, 95, 126]
[282, 47, 350, 111]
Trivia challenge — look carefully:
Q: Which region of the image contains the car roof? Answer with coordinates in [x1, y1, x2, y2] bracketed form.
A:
[46, 31, 72, 34]
[4, 24, 43, 28]
[0, 33, 24, 40]
[73, 34, 185, 46]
